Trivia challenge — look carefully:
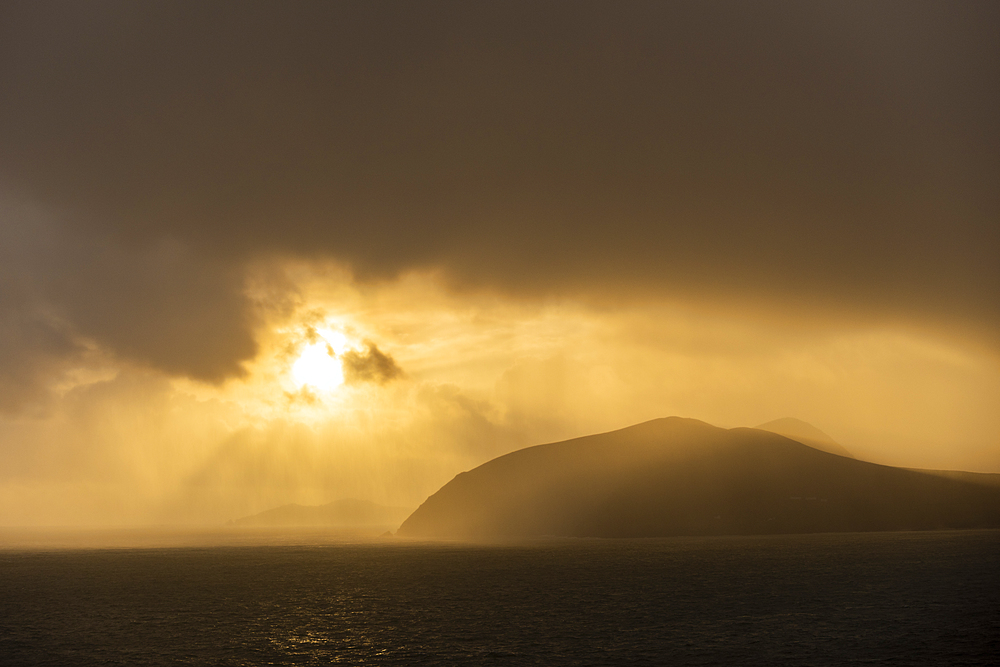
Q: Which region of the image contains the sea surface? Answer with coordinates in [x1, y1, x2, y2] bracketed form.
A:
[1, 530, 998, 666]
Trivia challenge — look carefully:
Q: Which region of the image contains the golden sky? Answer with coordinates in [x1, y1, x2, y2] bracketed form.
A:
[0, 1, 997, 525]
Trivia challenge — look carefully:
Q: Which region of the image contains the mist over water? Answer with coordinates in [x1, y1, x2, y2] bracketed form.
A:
[2, 530, 997, 666]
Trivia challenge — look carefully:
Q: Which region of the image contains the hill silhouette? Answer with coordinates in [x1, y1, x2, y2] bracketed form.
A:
[755, 417, 853, 458]
[397, 418, 1000, 539]
[233, 498, 411, 528]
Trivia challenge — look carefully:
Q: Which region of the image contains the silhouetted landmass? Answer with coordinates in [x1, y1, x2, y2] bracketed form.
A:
[755, 417, 854, 458]
[233, 498, 411, 528]
[397, 418, 1000, 539]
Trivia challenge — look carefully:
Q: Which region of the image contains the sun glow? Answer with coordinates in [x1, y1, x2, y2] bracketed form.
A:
[291, 328, 351, 391]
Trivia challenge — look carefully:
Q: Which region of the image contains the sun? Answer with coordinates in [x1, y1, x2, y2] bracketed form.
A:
[291, 328, 351, 391]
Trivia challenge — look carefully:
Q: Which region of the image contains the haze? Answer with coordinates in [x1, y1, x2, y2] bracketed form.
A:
[0, 1, 997, 527]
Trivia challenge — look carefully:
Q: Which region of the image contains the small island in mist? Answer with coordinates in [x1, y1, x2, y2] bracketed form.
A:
[398, 417, 1000, 540]
[231, 498, 412, 528]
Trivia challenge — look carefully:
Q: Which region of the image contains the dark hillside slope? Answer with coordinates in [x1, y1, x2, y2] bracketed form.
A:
[397, 418, 1000, 539]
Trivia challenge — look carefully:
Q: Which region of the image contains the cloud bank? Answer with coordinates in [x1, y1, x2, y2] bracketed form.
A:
[0, 1, 996, 389]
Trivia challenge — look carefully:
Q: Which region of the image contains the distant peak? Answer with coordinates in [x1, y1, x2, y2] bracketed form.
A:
[756, 418, 834, 442]
[754, 418, 853, 459]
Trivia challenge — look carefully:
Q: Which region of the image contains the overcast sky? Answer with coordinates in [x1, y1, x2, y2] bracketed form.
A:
[1, 1, 997, 525]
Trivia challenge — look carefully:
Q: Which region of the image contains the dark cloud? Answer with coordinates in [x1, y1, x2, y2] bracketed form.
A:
[0, 286, 81, 414]
[0, 204, 82, 412]
[0, 200, 257, 409]
[43, 236, 257, 383]
[342, 344, 403, 386]
[0, 0, 997, 382]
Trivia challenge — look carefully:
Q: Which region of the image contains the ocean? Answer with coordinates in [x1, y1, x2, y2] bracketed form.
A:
[1, 530, 998, 665]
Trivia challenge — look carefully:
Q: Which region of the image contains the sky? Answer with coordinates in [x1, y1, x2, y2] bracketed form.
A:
[0, 1, 997, 526]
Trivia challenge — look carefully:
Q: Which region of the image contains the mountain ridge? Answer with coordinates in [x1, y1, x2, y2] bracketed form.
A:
[397, 417, 1000, 540]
